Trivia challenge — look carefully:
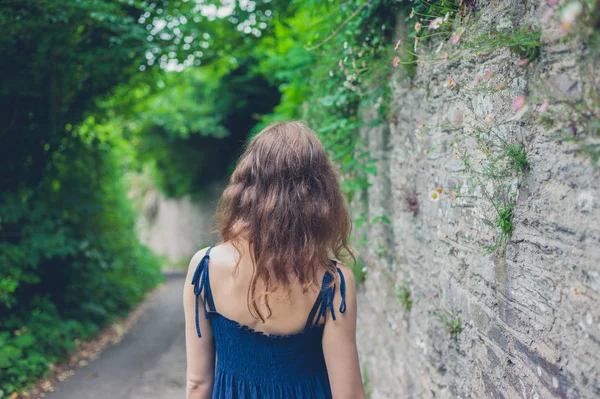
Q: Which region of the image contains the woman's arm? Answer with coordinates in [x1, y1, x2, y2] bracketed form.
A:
[183, 248, 216, 399]
[322, 264, 367, 399]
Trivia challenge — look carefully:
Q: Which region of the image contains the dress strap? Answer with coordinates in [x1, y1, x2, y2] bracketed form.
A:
[305, 261, 347, 328]
[190, 245, 215, 338]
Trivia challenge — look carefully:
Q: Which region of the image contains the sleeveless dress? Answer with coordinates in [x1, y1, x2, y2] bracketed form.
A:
[191, 245, 347, 399]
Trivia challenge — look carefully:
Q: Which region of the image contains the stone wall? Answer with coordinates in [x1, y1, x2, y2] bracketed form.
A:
[354, 2, 599, 398]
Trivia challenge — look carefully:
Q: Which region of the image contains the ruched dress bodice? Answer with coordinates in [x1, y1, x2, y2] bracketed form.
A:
[190, 246, 347, 399]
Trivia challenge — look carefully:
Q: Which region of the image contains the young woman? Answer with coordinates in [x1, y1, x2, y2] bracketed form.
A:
[183, 121, 366, 399]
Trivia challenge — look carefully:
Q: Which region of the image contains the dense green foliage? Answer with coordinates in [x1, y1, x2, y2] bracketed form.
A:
[0, 1, 167, 392]
[102, 61, 280, 198]
[0, 0, 285, 393]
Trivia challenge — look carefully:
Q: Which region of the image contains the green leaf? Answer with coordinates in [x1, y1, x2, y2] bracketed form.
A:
[365, 165, 377, 176]
[13, 334, 36, 349]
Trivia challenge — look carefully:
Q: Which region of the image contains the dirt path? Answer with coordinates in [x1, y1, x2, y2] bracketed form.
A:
[45, 272, 188, 399]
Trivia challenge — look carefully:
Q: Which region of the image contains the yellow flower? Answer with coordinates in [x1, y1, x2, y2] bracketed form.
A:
[445, 77, 456, 89]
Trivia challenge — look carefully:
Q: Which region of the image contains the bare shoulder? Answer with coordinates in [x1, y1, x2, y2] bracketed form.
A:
[185, 246, 211, 284]
[189, 243, 241, 281]
[334, 262, 357, 288]
[189, 247, 210, 268]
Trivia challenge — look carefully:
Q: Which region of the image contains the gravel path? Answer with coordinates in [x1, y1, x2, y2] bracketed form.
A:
[46, 271, 188, 399]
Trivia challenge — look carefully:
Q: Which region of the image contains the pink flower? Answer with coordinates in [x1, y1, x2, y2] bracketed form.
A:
[512, 95, 527, 111]
[450, 27, 465, 44]
[483, 68, 494, 80]
[415, 22, 422, 32]
[392, 56, 400, 67]
[450, 191, 458, 199]
[516, 58, 529, 67]
[417, 120, 425, 129]
[445, 77, 457, 89]
[539, 100, 549, 113]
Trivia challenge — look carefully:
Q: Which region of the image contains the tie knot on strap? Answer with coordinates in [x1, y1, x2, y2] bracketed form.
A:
[316, 266, 347, 323]
[190, 246, 214, 338]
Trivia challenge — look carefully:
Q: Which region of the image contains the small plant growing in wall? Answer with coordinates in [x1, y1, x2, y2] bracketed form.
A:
[433, 308, 463, 339]
[446, 114, 528, 253]
[495, 201, 514, 237]
[484, 189, 518, 254]
[503, 143, 529, 174]
[467, 26, 542, 61]
[428, 291, 463, 339]
[395, 281, 413, 312]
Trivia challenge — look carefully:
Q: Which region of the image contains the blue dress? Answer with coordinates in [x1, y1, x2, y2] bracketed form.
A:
[191, 245, 347, 399]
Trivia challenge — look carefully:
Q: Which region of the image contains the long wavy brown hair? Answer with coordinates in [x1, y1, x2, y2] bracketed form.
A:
[216, 121, 354, 322]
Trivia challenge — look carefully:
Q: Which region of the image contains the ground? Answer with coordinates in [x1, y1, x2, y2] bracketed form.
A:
[45, 272, 187, 399]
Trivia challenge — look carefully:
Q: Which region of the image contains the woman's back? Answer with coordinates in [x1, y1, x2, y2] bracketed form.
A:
[183, 121, 365, 399]
[206, 242, 333, 336]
